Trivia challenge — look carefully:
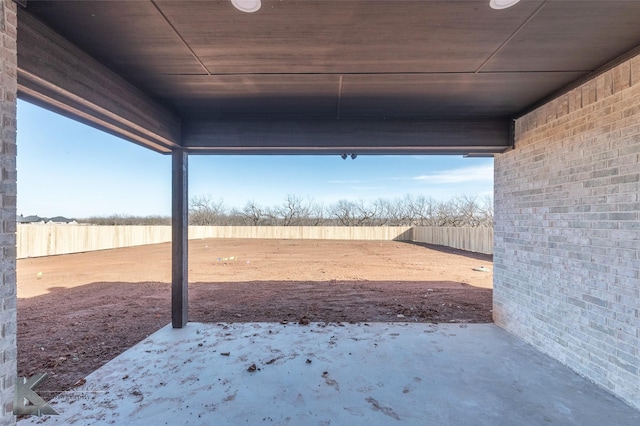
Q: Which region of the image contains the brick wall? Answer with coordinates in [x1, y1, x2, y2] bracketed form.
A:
[0, 0, 16, 423]
[494, 53, 640, 409]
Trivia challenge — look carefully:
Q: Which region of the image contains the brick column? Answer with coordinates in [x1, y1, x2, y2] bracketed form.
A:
[0, 0, 17, 424]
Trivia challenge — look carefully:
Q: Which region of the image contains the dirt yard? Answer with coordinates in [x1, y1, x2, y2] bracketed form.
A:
[17, 239, 493, 400]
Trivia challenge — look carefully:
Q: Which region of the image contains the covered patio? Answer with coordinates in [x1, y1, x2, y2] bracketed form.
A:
[20, 322, 640, 425]
[1, 0, 639, 423]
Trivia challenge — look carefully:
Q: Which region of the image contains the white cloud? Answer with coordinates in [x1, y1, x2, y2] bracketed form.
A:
[328, 179, 362, 184]
[348, 186, 387, 192]
[411, 165, 493, 184]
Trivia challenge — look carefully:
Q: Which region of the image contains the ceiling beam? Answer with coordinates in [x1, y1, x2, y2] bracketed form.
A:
[182, 119, 512, 155]
[16, 9, 181, 153]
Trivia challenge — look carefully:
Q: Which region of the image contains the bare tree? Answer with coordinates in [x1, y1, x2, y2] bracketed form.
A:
[406, 195, 437, 226]
[189, 196, 227, 225]
[179, 193, 493, 228]
[455, 195, 479, 227]
[354, 200, 380, 226]
[307, 201, 327, 226]
[447, 195, 494, 227]
[329, 200, 357, 226]
[240, 201, 267, 226]
[480, 195, 494, 227]
[375, 197, 409, 226]
[275, 194, 314, 226]
[328, 200, 380, 226]
[79, 214, 170, 225]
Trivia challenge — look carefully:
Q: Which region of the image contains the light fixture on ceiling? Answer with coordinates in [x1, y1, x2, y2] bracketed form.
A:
[489, 0, 520, 9]
[231, 0, 261, 13]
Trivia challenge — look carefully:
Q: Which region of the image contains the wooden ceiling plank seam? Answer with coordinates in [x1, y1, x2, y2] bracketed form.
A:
[130, 70, 587, 121]
[474, 0, 549, 74]
[336, 75, 344, 120]
[481, 2, 640, 73]
[150, 0, 211, 76]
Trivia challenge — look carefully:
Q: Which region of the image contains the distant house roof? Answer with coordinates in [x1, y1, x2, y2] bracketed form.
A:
[17, 215, 45, 223]
[48, 216, 75, 223]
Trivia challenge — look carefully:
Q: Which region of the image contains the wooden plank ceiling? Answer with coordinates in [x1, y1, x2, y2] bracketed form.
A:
[17, 0, 640, 154]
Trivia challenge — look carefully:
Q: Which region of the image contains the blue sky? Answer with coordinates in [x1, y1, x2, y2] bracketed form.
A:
[17, 100, 494, 218]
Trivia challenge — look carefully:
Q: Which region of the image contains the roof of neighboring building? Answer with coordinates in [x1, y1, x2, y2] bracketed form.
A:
[48, 216, 76, 223]
[17, 215, 45, 223]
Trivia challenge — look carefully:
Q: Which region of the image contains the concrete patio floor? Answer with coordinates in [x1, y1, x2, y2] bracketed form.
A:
[22, 322, 640, 425]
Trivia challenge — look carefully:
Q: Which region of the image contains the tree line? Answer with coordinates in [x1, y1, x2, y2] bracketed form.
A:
[190, 194, 493, 227]
[78, 214, 171, 226]
[80, 194, 493, 228]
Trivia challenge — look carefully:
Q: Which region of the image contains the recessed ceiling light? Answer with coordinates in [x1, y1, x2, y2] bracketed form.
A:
[231, 0, 261, 13]
[490, 0, 520, 9]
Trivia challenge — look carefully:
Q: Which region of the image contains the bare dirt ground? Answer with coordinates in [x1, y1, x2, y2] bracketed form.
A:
[17, 238, 493, 400]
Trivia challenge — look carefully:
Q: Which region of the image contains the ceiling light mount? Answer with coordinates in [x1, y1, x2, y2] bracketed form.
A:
[489, 0, 520, 10]
[231, 0, 261, 13]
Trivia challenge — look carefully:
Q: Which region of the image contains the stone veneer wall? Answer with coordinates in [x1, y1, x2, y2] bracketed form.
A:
[494, 53, 640, 409]
[0, 0, 17, 423]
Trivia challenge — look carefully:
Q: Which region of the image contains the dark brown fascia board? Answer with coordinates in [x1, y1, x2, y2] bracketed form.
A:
[18, 78, 179, 153]
[181, 118, 511, 155]
[16, 9, 181, 153]
[186, 147, 510, 156]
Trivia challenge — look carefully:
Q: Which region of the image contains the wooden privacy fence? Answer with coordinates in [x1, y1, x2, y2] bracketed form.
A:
[188, 226, 413, 241]
[412, 226, 493, 255]
[17, 225, 172, 259]
[16, 225, 492, 258]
